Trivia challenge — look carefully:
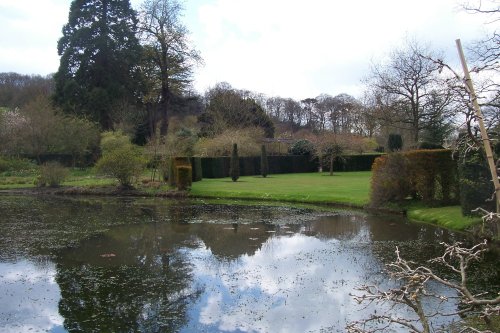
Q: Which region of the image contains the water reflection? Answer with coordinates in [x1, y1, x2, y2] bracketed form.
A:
[0, 196, 496, 332]
[0, 260, 64, 333]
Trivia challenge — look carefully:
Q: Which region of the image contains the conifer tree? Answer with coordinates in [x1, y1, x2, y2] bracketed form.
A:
[230, 143, 239, 182]
[260, 144, 269, 178]
[54, 0, 142, 130]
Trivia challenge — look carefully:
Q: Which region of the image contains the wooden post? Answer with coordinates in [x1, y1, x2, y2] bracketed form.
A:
[456, 39, 500, 213]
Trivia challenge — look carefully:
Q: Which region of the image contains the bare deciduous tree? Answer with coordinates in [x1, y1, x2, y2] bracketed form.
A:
[365, 39, 453, 145]
[139, 0, 202, 135]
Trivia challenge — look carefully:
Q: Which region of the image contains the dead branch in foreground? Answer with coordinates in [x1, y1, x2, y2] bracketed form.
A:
[347, 241, 499, 333]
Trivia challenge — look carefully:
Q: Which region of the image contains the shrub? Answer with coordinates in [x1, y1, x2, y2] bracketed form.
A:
[35, 161, 69, 187]
[387, 133, 403, 152]
[176, 166, 192, 190]
[95, 132, 146, 187]
[230, 143, 239, 182]
[100, 131, 131, 154]
[0, 156, 36, 175]
[260, 145, 269, 178]
[289, 139, 314, 155]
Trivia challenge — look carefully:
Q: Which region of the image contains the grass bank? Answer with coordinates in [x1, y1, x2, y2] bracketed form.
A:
[407, 205, 481, 230]
[190, 172, 372, 207]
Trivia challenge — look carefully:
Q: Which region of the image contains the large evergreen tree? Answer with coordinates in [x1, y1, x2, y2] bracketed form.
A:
[54, 0, 142, 130]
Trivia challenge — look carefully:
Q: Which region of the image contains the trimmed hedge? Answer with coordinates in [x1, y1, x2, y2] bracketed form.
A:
[198, 154, 381, 178]
[200, 155, 317, 178]
[191, 157, 203, 182]
[333, 154, 384, 172]
[458, 149, 495, 215]
[20, 153, 96, 167]
[176, 165, 192, 190]
[371, 149, 459, 207]
[168, 157, 191, 186]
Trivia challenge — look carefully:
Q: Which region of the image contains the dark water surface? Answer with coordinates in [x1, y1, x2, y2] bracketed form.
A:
[0, 196, 497, 333]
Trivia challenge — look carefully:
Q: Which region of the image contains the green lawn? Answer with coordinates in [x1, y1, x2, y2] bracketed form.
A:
[190, 172, 372, 207]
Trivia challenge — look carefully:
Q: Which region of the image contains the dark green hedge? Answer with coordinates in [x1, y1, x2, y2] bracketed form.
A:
[458, 149, 495, 215]
[333, 154, 384, 172]
[191, 157, 203, 182]
[199, 154, 379, 178]
[20, 153, 96, 167]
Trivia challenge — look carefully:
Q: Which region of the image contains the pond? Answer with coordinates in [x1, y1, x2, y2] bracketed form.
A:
[0, 196, 498, 333]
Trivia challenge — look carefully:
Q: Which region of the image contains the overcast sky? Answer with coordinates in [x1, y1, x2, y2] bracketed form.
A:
[0, 0, 494, 100]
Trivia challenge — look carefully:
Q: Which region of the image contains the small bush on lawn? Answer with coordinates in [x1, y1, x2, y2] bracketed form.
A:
[35, 161, 69, 187]
[289, 139, 314, 156]
[95, 132, 146, 187]
[387, 133, 403, 152]
[261, 145, 269, 177]
[230, 143, 240, 182]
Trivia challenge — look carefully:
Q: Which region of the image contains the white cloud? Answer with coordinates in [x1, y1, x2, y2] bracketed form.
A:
[0, 0, 68, 74]
[186, 232, 460, 333]
[190, 0, 492, 99]
[0, 260, 64, 333]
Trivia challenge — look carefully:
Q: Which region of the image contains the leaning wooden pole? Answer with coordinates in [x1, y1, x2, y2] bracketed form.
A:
[456, 39, 500, 213]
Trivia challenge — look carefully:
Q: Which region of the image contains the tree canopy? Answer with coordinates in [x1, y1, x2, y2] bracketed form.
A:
[199, 83, 275, 138]
[54, 0, 142, 130]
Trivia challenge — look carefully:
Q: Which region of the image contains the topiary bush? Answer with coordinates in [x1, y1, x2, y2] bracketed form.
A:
[35, 161, 69, 187]
[176, 165, 192, 190]
[387, 134, 403, 152]
[261, 144, 269, 178]
[230, 143, 239, 182]
[289, 139, 314, 156]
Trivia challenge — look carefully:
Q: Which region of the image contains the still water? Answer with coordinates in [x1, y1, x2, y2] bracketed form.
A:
[0, 196, 497, 332]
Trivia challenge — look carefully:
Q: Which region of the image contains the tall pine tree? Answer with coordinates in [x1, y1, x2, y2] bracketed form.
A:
[54, 0, 142, 130]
